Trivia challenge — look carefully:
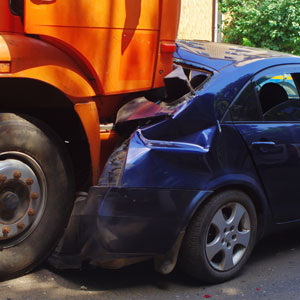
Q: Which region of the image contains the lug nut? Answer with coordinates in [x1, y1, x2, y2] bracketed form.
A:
[13, 171, 22, 179]
[17, 222, 25, 230]
[2, 226, 10, 236]
[28, 208, 36, 217]
[31, 192, 39, 200]
[26, 178, 34, 185]
[0, 175, 7, 183]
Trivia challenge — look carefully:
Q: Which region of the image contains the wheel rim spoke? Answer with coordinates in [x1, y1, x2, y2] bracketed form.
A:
[230, 203, 246, 227]
[223, 248, 234, 270]
[211, 209, 227, 232]
[236, 230, 250, 248]
[206, 238, 222, 261]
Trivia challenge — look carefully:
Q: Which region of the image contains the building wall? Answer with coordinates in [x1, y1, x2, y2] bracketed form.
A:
[178, 0, 214, 41]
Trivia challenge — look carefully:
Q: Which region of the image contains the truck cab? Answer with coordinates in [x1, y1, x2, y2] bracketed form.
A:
[0, 0, 180, 280]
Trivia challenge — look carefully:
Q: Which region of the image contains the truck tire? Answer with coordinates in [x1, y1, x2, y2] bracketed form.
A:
[179, 190, 257, 283]
[0, 113, 74, 281]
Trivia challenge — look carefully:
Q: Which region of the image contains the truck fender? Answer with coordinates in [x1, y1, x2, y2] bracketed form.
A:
[74, 102, 101, 185]
[0, 34, 96, 99]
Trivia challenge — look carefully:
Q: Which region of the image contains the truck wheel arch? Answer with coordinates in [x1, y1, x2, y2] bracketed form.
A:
[0, 33, 97, 98]
[0, 77, 96, 191]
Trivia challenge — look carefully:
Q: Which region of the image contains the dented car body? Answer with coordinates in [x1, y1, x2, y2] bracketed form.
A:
[51, 41, 300, 282]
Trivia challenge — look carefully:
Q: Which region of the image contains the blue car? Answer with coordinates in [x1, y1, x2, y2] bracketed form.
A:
[51, 41, 300, 283]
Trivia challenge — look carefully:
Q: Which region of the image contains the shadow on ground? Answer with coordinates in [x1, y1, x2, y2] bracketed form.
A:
[43, 224, 300, 291]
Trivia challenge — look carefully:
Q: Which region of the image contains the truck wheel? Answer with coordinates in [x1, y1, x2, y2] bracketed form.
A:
[179, 190, 257, 283]
[0, 113, 74, 281]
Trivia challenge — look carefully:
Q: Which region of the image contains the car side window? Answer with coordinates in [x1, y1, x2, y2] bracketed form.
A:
[254, 73, 300, 121]
[230, 83, 261, 122]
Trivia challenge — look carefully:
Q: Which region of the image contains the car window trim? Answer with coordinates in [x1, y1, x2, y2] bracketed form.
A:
[251, 64, 300, 83]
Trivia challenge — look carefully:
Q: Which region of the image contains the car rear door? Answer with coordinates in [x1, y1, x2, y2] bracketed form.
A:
[229, 65, 300, 222]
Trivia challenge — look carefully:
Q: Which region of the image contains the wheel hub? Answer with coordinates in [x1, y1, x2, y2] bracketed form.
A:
[1, 191, 20, 212]
[222, 229, 237, 248]
[0, 157, 46, 245]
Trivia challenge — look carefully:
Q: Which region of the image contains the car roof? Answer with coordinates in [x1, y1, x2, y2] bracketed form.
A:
[175, 40, 300, 71]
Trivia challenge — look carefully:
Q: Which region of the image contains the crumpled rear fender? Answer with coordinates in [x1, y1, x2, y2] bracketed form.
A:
[122, 125, 217, 189]
[0, 34, 96, 99]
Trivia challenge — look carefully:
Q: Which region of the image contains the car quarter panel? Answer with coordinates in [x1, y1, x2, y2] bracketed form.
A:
[122, 102, 265, 191]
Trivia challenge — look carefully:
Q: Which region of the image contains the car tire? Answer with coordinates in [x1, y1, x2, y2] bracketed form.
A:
[179, 190, 257, 283]
[0, 113, 74, 281]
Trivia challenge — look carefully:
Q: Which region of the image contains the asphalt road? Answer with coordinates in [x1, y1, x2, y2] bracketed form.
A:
[2, 226, 300, 300]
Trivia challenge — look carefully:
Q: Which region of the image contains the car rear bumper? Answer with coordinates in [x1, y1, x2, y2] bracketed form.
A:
[48, 186, 211, 269]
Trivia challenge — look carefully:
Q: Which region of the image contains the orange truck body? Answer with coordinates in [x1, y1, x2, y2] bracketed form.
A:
[0, 0, 181, 185]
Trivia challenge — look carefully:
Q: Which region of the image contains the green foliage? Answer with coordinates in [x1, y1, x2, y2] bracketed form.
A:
[218, 0, 300, 55]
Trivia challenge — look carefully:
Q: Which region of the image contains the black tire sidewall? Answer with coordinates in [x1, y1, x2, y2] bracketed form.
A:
[0, 114, 74, 280]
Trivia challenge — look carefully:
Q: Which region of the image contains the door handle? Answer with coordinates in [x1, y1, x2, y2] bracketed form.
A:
[251, 141, 276, 146]
[251, 141, 277, 153]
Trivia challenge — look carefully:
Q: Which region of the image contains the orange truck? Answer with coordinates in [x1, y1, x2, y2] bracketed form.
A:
[0, 0, 181, 280]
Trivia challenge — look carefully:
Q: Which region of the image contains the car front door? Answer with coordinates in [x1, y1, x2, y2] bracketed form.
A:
[229, 65, 300, 222]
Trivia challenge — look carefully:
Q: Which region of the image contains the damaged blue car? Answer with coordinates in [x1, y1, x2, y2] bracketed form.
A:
[50, 41, 300, 283]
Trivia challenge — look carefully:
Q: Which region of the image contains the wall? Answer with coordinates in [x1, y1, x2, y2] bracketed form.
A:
[178, 0, 214, 41]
